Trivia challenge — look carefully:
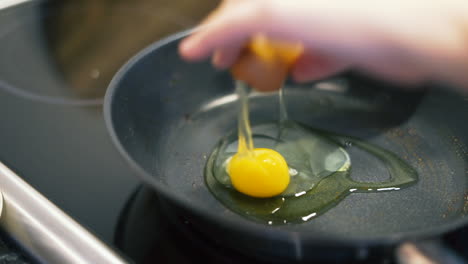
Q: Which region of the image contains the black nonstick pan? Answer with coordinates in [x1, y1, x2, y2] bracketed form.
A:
[104, 31, 468, 262]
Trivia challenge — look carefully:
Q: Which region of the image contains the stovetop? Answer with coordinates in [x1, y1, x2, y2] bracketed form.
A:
[0, 1, 467, 263]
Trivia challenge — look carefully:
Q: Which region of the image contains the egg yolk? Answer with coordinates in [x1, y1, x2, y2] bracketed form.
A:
[228, 148, 290, 198]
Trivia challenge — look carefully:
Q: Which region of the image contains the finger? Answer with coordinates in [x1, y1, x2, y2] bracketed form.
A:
[291, 52, 350, 82]
[179, 1, 265, 61]
[361, 64, 427, 87]
[212, 45, 244, 69]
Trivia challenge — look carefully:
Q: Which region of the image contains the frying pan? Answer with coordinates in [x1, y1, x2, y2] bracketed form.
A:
[104, 31, 468, 261]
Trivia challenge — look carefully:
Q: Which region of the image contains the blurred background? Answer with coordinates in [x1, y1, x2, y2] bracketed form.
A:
[43, 0, 219, 99]
[0, 0, 218, 245]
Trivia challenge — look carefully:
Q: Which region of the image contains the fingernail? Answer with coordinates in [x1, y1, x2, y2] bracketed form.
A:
[179, 38, 196, 55]
[213, 59, 230, 70]
[212, 56, 225, 70]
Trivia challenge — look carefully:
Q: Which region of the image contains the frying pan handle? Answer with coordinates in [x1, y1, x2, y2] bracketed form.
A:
[396, 240, 466, 264]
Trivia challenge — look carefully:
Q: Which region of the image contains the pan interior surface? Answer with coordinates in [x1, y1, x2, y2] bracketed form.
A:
[107, 37, 468, 241]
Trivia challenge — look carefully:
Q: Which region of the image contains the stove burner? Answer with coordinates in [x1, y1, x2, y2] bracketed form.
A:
[115, 186, 401, 264]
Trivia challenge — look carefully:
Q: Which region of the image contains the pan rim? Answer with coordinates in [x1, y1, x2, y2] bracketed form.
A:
[103, 30, 468, 248]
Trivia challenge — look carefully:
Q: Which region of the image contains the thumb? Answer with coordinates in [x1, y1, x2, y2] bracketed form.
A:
[291, 52, 350, 82]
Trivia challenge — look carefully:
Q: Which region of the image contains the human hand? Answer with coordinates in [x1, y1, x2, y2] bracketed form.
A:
[179, 0, 468, 90]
